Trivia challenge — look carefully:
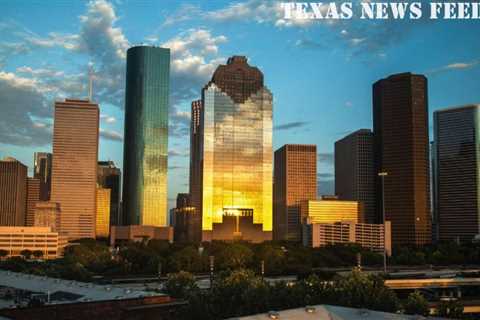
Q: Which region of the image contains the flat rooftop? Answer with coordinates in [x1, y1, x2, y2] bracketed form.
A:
[0, 270, 163, 306]
[233, 304, 445, 319]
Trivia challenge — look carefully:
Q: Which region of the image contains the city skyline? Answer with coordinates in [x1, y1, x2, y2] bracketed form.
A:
[1, 1, 480, 213]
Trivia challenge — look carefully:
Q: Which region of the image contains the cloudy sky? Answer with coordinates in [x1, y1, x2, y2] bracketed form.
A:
[1, 0, 480, 211]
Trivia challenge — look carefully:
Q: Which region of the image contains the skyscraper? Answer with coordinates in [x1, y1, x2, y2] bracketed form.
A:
[123, 46, 170, 227]
[199, 56, 273, 242]
[51, 99, 99, 239]
[0, 158, 27, 226]
[97, 161, 121, 225]
[26, 177, 40, 226]
[335, 129, 375, 223]
[189, 100, 202, 213]
[273, 144, 317, 241]
[96, 186, 111, 238]
[373, 73, 431, 246]
[433, 105, 480, 242]
[33, 152, 52, 201]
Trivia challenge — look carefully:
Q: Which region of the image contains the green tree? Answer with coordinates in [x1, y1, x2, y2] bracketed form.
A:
[20, 249, 32, 260]
[0, 249, 8, 260]
[170, 246, 205, 273]
[404, 291, 429, 316]
[216, 243, 254, 270]
[337, 269, 399, 312]
[164, 271, 199, 299]
[437, 300, 464, 319]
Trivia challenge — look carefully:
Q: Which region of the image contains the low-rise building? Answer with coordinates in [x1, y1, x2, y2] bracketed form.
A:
[0, 226, 67, 259]
[34, 201, 60, 231]
[303, 220, 392, 256]
[110, 225, 173, 246]
[299, 199, 362, 224]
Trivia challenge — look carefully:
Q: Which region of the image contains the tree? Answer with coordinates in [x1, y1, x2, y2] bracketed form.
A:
[32, 250, 44, 260]
[170, 246, 206, 273]
[216, 243, 254, 270]
[437, 300, 464, 319]
[164, 271, 199, 299]
[20, 249, 32, 260]
[337, 269, 399, 313]
[404, 291, 429, 316]
[0, 249, 8, 260]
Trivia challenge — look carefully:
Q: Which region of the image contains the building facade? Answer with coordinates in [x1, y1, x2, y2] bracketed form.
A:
[373, 73, 431, 245]
[0, 158, 27, 226]
[123, 46, 170, 227]
[273, 144, 317, 241]
[303, 221, 392, 256]
[34, 201, 60, 232]
[198, 56, 273, 242]
[433, 105, 480, 242]
[299, 199, 361, 225]
[33, 152, 52, 201]
[110, 225, 173, 246]
[335, 129, 375, 223]
[189, 100, 203, 213]
[51, 99, 99, 240]
[26, 177, 41, 226]
[97, 161, 121, 225]
[96, 187, 111, 238]
[0, 227, 66, 259]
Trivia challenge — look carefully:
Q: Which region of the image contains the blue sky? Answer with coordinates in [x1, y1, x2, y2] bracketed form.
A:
[1, 0, 479, 211]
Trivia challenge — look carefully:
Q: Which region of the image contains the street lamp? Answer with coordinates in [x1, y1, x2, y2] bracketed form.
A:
[378, 171, 388, 274]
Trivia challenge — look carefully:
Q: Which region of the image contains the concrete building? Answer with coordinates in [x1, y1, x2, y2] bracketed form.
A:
[33, 152, 52, 201]
[33, 201, 60, 231]
[25, 177, 40, 226]
[123, 46, 170, 227]
[196, 56, 273, 242]
[110, 225, 173, 246]
[299, 199, 361, 225]
[303, 220, 392, 256]
[97, 161, 121, 226]
[433, 104, 480, 242]
[0, 227, 66, 259]
[0, 158, 27, 226]
[274, 144, 317, 241]
[373, 73, 431, 245]
[51, 99, 99, 240]
[96, 187, 111, 238]
[335, 129, 375, 223]
[173, 206, 201, 243]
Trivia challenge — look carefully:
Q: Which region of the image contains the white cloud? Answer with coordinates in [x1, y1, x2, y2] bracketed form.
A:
[99, 128, 122, 141]
[428, 59, 480, 75]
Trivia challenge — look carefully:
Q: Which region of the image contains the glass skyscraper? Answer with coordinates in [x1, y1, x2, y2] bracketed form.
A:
[123, 46, 170, 227]
[197, 56, 273, 242]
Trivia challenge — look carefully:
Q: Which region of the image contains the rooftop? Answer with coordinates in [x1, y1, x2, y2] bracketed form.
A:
[0, 270, 163, 307]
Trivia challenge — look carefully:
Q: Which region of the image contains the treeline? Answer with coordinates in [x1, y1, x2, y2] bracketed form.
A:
[0, 240, 383, 281]
[164, 269, 464, 319]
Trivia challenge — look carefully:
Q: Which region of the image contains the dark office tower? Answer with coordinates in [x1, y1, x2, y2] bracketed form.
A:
[0, 158, 27, 226]
[189, 100, 202, 212]
[335, 129, 375, 224]
[176, 193, 190, 209]
[373, 73, 431, 246]
[51, 99, 99, 240]
[33, 152, 52, 201]
[274, 144, 317, 241]
[123, 46, 170, 227]
[26, 177, 40, 226]
[98, 161, 121, 225]
[200, 56, 273, 242]
[434, 105, 480, 242]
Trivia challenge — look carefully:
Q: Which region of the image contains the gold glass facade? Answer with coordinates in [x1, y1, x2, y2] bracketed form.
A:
[299, 199, 361, 224]
[202, 84, 273, 234]
[96, 187, 111, 238]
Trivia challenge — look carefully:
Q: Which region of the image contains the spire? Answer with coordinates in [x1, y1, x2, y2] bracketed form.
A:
[88, 63, 94, 102]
